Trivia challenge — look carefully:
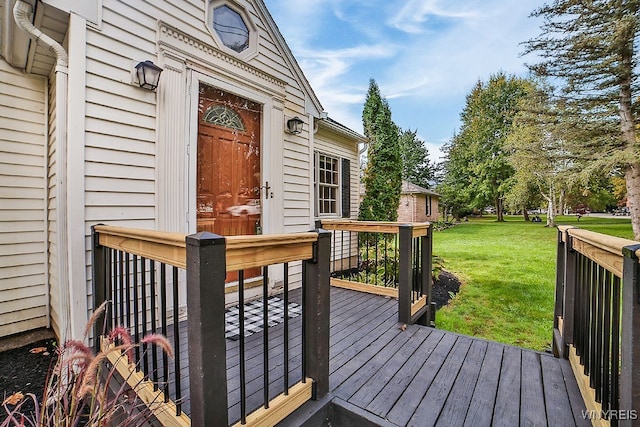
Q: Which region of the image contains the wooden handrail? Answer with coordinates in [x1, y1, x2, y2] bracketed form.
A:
[558, 226, 638, 278]
[560, 226, 638, 257]
[225, 233, 318, 272]
[93, 225, 319, 271]
[94, 225, 187, 268]
[319, 219, 431, 235]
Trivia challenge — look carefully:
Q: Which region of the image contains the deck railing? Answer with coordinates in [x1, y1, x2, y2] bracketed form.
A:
[91, 225, 330, 426]
[555, 226, 640, 425]
[316, 219, 434, 326]
[91, 225, 189, 425]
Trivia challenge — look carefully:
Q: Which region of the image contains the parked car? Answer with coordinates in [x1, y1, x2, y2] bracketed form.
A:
[612, 207, 630, 216]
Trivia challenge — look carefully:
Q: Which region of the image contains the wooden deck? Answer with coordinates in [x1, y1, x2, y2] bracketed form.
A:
[165, 287, 588, 426]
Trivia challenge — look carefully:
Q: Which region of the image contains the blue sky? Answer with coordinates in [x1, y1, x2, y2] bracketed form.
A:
[264, 0, 544, 163]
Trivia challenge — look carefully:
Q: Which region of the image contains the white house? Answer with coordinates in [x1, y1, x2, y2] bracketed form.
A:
[0, 0, 363, 342]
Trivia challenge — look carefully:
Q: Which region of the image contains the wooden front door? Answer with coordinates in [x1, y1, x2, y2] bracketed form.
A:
[197, 84, 262, 281]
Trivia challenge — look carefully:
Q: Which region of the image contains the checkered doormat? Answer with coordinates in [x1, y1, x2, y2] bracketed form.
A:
[225, 296, 302, 341]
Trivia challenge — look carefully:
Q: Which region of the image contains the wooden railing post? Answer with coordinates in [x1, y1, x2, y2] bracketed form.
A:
[562, 230, 577, 359]
[186, 232, 228, 426]
[419, 227, 434, 327]
[398, 224, 412, 325]
[553, 228, 566, 357]
[303, 229, 331, 398]
[620, 244, 640, 422]
[91, 225, 107, 352]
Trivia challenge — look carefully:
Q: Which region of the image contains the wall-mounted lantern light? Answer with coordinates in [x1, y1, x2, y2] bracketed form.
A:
[135, 60, 163, 91]
[286, 116, 304, 134]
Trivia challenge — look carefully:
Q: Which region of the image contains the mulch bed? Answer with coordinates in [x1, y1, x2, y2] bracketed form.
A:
[0, 338, 57, 420]
[431, 270, 461, 309]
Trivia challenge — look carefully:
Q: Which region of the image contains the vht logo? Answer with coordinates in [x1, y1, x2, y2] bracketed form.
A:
[582, 410, 638, 420]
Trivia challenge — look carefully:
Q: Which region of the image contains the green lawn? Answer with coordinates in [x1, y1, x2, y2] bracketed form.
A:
[432, 214, 633, 351]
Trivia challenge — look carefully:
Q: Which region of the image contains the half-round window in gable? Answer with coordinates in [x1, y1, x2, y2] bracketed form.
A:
[202, 105, 246, 131]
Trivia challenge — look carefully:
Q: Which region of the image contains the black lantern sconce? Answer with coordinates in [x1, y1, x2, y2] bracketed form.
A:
[135, 60, 163, 91]
[286, 116, 304, 134]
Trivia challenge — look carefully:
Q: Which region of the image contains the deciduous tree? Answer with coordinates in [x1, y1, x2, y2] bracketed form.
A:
[506, 82, 572, 227]
[441, 73, 531, 221]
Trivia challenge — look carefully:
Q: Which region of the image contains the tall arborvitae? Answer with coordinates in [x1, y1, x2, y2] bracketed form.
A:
[359, 79, 402, 221]
[524, 0, 640, 237]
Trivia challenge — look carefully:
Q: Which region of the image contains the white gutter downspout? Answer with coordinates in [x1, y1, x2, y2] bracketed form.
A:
[2, 1, 15, 65]
[14, 0, 72, 340]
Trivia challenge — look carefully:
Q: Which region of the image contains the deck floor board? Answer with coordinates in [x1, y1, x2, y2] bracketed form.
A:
[158, 286, 586, 426]
[435, 339, 487, 426]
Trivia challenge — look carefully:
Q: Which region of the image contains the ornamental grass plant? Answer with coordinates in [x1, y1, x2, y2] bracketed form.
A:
[1, 301, 173, 427]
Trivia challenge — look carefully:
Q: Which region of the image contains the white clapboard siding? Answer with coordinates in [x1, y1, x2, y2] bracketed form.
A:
[0, 60, 48, 338]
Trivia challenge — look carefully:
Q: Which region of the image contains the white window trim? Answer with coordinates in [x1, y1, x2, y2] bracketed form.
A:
[205, 0, 259, 61]
[314, 151, 342, 218]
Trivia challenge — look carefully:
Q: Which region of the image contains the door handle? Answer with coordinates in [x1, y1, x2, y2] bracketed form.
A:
[261, 181, 273, 198]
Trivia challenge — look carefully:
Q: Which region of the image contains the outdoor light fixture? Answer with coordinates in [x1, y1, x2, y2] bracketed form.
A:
[135, 60, 163, 91]
[286, 116, 304, 134]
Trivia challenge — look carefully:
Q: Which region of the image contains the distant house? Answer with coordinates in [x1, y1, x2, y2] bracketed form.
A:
[397, 181, 439, 222]
[0, 0, 361, 341]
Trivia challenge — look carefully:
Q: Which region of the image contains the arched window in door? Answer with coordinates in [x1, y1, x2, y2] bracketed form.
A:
[202, 104, 246, 131]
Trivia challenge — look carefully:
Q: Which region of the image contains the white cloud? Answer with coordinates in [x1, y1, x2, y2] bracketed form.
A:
[297, 44, 395, 85]
[382, 2, 541, 100]
[388, 0, 480, 34]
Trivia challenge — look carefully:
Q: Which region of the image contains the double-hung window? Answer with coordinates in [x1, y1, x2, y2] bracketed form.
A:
[317, 153, 339, 215]
[314, 152, 351, 217]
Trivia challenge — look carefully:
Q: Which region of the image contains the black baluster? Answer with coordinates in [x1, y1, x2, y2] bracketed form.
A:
[160, 264, 169, 402]
[239, 270, 246, 424]
[263, 266, 270, 408]
[133, 255, 140, 362]
[150, 260, 158, 388]
[141, 257, 148, 377]
[284, 263, 289, 395]
[172, 267, 181, 415]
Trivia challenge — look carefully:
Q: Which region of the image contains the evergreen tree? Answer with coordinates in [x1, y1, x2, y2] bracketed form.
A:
[399, 129, 435, 189]
[359, 79, 402, 221]
[524, 0, 640, 237]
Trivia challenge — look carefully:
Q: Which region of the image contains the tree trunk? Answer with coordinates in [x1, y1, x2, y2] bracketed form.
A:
[547, 192, 556, 227]
[619, 47, 639, 238]
[523, 207, 530, 222]
[559, 188, 565, 215]
[625, 164, 640, 240]
[547, 183, 556, 227]
[496, 198, 504, 222]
